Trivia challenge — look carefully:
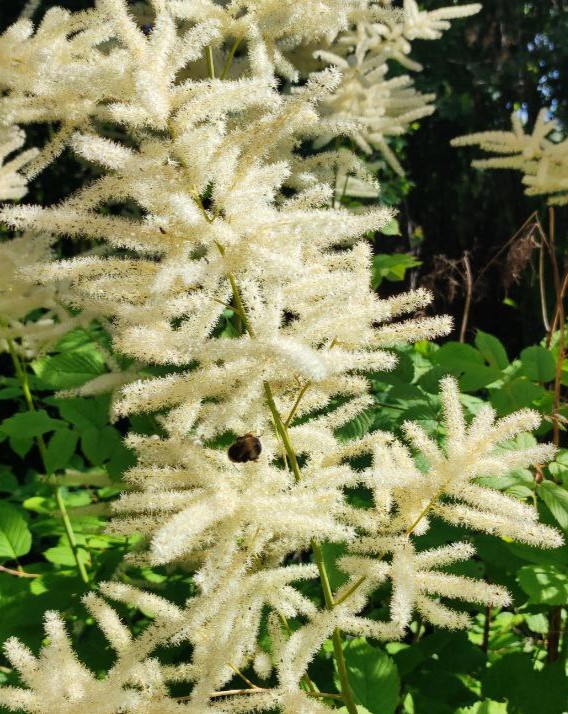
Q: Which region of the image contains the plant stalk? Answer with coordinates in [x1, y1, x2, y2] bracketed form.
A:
[225, 273, 359, 713]
[5, 336, 91, 586]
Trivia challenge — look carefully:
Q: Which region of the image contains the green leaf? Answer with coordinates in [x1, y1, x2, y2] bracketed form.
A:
[335, 410, 375, 441]
[537, 480, 568, 529]
[338, 708, 373, 714]
[380, 218, 401, 236]
[456, 701, 508, 714]
[0, 469, 18, 493]
[517, 564, 568, 605]
[55, 396, 111, 431]
[372, 253, 421, 289]
[8, 436, 34, 458]
[0, 503, 32, 560]
[81, 426, 123, 466]
[1, 410, 66, 439]
[431, 342, 502, 391]
[482, 653, 567, 714]
[44, 429, 79, 473]
[524, 612, 549, 634]
[489, 378, 546, 415]
[0, 387, 23, 400]
[338, 638, 400, 714]
[475, 330, 509, 370]
[44, 546, 90, 567]
[519, 346, 556, 382]
[31, 348, 106, 389]
[548, 449, 568, 485]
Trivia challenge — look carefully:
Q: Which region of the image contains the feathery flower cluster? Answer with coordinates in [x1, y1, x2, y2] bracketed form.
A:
[0, 2, 562, 713]
[0, 233, 92, 357]
[452, 108, 568, 205]
[312, 0, 481, 173]
[0, 126, 37, 200]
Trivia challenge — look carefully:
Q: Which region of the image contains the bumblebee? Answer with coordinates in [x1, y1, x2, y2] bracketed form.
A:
[227, 433, 262, 463]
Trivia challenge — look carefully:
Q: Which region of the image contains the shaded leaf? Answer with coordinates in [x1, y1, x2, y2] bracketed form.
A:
[45, 429, 79, 474]
[1, 410, 66, 438]
[519, 346, 556, 382]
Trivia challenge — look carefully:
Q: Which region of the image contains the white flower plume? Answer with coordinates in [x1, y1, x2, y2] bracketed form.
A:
[452, 108, 568, 205]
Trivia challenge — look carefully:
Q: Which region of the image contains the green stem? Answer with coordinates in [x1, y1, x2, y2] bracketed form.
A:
[6, 337, 91, 586]
[333, 575, 366, 608]
[263, 382, 302, 484]
[312, 542, 359, 714]
[206, 45, 216, 79]
[278, 613, 318, 693]
[221, 274, 358, 711]
[284, 382, 311, 427]
[220, 37, 242, 80]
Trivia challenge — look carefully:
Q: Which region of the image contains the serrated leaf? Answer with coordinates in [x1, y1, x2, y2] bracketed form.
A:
[475, 330, 509, 370]
[0, 503, 32, 560]
[44, 546, 90, 567]
[431, 342, 502, 391]
[537, 480, 568, 529]
[81, 425, 122, 465]
[32, 348, 106, 389]
[1, 410, 66, 438]
[489, 377, 546, 415]
[44, 429, 79, 474]
[519, 346, 556, 382]
[335, 410, 375, 441]
[55, 395, 111, 431]
[517, 564, 568, 605]
[548, 449, 568, 485]
[338, 638, 400, 714]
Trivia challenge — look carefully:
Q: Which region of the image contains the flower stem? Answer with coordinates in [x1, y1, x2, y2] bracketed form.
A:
[206, 45, 216, 79]
[221, 274, 358, 711]
[220, 37, 242, 80]
[5, 336, 91, 586]
[312, 541, 359, 714]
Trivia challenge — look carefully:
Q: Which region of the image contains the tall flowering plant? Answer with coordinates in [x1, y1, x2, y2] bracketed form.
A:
[0, 2, 562, 713]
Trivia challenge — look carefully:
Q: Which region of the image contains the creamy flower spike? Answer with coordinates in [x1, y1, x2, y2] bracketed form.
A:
[453, 108, 568, 205]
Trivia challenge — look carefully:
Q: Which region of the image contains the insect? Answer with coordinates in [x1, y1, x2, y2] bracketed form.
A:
[227, 433, 262, 463]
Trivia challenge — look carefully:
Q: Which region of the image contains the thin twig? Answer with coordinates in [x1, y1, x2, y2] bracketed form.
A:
[539, 238, 551, 332]
[459, 252, 473, 343]
[0, 564, 40, 578]
[473, 211, 539, 289]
